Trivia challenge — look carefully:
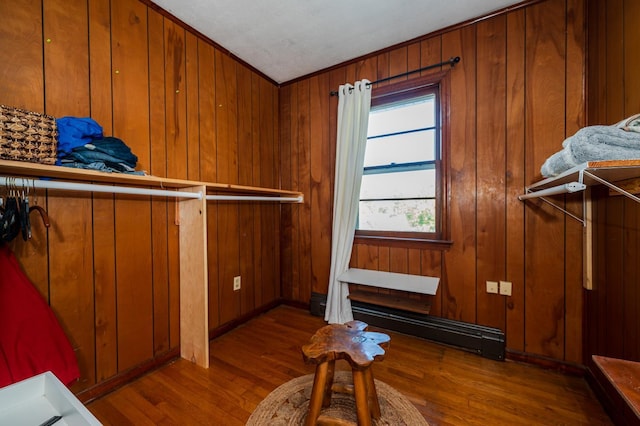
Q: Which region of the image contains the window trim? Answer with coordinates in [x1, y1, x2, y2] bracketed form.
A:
[355, 70, 452, 249]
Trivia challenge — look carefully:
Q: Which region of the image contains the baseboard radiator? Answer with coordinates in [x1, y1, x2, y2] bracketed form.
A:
[310, 292, 505, 361]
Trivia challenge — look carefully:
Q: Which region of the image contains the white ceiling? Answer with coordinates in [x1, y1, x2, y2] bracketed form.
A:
[151, 0, 524, 84]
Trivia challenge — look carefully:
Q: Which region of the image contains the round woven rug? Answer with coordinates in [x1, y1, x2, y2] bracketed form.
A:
[246, 371, 428, 425]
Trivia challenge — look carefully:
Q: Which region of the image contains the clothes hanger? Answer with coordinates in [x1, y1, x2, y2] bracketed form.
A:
[0, 178, 21, 243]
[28, 180, 50, 229]
[20, 185, 31, 241]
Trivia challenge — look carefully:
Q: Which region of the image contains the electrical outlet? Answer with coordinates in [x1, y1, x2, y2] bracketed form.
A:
[233, 276, 241, 291]
[499, 281, 512, 296]
[486, 281, 498, 294]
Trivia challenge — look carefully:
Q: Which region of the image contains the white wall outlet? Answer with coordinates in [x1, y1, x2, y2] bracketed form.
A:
[486, 281, 498, 294]
[499, 280, 512, 296]
[233, 276, 241, 291]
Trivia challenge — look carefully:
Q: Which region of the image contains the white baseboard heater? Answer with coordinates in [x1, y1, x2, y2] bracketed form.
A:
[310, 279, 506, 361]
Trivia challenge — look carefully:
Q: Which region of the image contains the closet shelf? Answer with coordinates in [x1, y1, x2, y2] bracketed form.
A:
[0, 158, 302, 370]
[519, 159, 640, 292]
[519, 159, 640, 201]
[0, 159, 304, 201]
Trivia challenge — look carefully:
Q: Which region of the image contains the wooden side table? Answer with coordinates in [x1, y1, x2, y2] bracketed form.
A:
[301, 320, 390, 426]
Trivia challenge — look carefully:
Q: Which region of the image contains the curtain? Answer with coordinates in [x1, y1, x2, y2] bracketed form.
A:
[325, 80, 371, 324]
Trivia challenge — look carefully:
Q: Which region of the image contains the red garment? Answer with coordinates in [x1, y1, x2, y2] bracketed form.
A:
[0, 245, 80, 387]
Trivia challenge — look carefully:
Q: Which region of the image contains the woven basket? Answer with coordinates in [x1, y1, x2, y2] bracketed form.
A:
[0, 105, 57, 165]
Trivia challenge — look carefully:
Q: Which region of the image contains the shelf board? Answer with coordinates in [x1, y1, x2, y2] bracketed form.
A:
[0, 159, 303, 199]
[528, 159, 640, 191]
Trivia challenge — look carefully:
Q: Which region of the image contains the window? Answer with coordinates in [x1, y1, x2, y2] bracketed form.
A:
[356, 73, 450, 245]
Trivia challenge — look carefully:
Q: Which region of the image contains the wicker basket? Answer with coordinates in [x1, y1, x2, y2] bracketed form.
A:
[0, 105, 58, 165]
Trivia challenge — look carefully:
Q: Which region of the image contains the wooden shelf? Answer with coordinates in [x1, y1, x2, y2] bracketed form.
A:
[525, 159, 640, 192]
[0, 159, 302, 369]
[591, 355, 640, 423]
[0, 159, 303, 199]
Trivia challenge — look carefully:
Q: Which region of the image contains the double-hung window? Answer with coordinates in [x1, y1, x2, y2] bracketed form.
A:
[356, 73, 450, 244]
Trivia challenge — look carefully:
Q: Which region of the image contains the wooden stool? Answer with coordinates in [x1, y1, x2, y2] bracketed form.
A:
[301, 320, 390, 426]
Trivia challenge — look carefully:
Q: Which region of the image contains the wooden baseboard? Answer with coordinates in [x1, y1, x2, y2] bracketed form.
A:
[505, 349, 585, 376]
[76, 348, 180, 404]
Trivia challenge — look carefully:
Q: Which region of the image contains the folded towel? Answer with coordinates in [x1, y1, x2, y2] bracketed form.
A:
[541, 124, 640, 177]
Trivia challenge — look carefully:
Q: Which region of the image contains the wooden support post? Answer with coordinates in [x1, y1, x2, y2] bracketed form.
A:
[583, 187, 593, 290]
[178, 185, 209, 368]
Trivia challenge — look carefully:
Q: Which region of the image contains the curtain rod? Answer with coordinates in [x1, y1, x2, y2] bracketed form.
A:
[329, 56, 460, 96]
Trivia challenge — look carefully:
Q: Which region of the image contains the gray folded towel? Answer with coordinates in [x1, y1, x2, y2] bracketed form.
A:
[541, 125, 640, 177]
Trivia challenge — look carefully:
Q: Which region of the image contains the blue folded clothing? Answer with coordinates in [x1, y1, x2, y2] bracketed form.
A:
[56, 117, 103, 163]
[71, 137, 138, 168]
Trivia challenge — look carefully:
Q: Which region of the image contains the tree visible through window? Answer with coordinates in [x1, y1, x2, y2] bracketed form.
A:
[356, 73, 448, 243]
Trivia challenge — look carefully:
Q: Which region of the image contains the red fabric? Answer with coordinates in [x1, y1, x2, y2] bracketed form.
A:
[0, 245, 80, 387]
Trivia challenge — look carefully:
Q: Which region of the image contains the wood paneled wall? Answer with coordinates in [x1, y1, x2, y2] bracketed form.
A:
[280, 0, 587, 364]
[0, 0, 281, 394]
[585, 0, 640, 362]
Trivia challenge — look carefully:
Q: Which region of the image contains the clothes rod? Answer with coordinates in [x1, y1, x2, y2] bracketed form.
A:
[0, 176, 202, 199]
[518, 182, 586, 200]
[329, 56, 460, 96]
[206, 194, 303, 202]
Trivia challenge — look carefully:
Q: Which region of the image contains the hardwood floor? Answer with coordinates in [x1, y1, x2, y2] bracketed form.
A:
[87, 305, 612, 425]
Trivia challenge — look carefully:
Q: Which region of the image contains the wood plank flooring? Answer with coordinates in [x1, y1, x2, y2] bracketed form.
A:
[87, 305, 612, 425]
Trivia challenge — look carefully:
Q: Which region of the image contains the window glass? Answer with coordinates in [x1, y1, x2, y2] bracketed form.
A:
[363, 129, 436, 167]
[358, 199, 436, 233]
[360, 169, 436, 199]
[357, 83, 441, 239]
[367, 96, 436, 137]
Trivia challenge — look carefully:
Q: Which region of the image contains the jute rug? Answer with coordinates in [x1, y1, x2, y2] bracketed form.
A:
[246, 371, 428, 425]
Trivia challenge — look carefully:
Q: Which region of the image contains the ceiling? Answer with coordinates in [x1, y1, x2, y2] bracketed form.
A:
[150, 0, 524, 84]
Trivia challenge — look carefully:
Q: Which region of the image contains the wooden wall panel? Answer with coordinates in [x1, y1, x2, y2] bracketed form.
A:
[279, 83, 294, 302]
[281, 0, 587, 364]
[476, 16, 507, 330]
[442, 26, 478, 323]
[523, 0, 567, 360]
[43, 0, 95, 392]
[215, 50, 241, 324]
[197, 41, 220, 330]
[505, 9, 526, 353]
[186, 33, 200, 181]
[148, 9, 170, 357]
[2, 0, 283, 398]
[309, 74, 331, 297]
[564, 0, 586, 365]
[296, 80, 311, 303]
[237, 65, 255, 314]
[624, 0, 640, 114]
[260, 79, 281, 304]
[111, 0, 154, 372]
[89, 0, 118, 381]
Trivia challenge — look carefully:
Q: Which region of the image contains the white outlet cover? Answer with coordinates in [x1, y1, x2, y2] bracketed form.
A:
[499, 281, 512, 296]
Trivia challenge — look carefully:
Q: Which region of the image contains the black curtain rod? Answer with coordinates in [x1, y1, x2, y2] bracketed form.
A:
[329, 56, 460, 96]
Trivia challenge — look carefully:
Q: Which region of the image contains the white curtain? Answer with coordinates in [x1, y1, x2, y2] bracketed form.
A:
[325, 80, 372, 324]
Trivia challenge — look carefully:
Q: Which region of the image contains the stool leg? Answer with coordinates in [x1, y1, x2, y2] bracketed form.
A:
[305, 362, 329, 426]
[352, 369, 372, 426]
[364, 367, 381, 419]
[322, 360, 335, 408]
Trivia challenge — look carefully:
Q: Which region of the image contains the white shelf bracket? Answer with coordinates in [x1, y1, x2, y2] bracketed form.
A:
[583, 170, 640, 204]
[518, 181, 586, 225]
